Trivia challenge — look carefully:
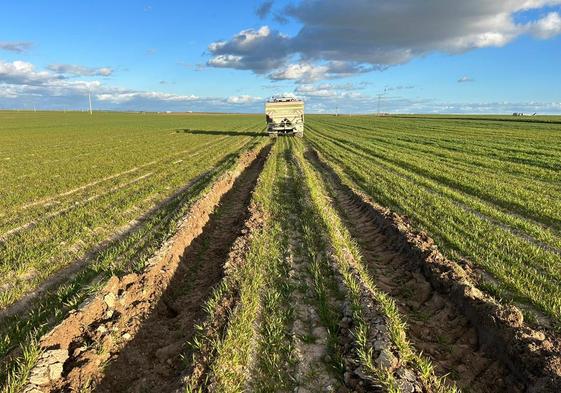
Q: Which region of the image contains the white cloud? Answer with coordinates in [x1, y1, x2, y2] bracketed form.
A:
[96, 91, 200, 104]
[225, 95, 263, 104]
[47, 64, 113, 77]
[295, 84, 337, 97]
[269, 61, 373, 82]
[295, 82, 370, 97]
[458, 76, 475, 83]
[0, 60, 57, 86]
[206, 1, 561, 81]
[528, 12, 561, 38]
[207, 26, 290, 73]
[0, 41, 32, 53]
[270, 63, 329, 82]
[0, 58, 266, 112]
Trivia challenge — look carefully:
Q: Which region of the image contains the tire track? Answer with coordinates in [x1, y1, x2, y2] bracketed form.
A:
[22, 144, 270, 393]
[307, 151, 524, 393]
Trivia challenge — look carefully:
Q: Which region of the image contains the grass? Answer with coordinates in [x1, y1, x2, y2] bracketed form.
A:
[185, 137, 345, 391]
[291, 137, 457, 392]
[0, 148, 265, 390]
[0, 111, 265, 390]
[0, 112, 264, 310]
[306, 114, 561, 325]
[3, 112, 559, 391]
[184, 138, 286, 391]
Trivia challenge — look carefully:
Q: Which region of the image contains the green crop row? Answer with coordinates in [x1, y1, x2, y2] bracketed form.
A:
[305, 115, 561, 325]
[0, 112, 265, 391]
[0, 112, 264, 311]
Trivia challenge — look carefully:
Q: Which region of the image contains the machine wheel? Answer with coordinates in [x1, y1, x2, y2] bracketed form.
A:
[295, 132, 304, 138]
[269, 132, 278, 138]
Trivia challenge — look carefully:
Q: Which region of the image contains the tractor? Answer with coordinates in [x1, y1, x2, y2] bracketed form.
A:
[265, 97, 304, 137]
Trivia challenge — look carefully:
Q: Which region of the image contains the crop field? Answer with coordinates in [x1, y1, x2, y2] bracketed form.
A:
[1, 112, 560, 392]
[306, 115, 561, 323]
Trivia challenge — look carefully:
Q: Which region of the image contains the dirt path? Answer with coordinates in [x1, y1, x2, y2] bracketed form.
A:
[23, 145, 269, 393]
[308, 152, 524, 392]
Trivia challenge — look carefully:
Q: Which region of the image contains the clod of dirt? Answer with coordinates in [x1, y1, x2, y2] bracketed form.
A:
[376, 348, 398, 370]
[25, 349, 68, 390]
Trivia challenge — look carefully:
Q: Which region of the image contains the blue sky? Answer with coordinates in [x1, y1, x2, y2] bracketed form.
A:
[1, 0, 561, 114]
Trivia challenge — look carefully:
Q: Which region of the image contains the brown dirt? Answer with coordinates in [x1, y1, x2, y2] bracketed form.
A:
[0, 169, 212, 324]
[307, 149, 561, 392]
[25, 144, 270, 393]
[180, 202, 266, 391]
[1, 136, 233, 322]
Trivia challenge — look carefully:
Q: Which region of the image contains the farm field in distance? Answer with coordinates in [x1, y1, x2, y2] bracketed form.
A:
[1, 111, 561, 392]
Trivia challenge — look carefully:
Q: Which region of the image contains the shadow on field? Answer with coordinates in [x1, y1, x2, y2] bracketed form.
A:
[177, 129, 264, 137]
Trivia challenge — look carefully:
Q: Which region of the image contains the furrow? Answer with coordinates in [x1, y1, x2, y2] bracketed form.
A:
[18, 144, 270, 393]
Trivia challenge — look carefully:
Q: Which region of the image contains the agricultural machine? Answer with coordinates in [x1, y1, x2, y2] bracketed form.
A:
[265, 96, 304, 137]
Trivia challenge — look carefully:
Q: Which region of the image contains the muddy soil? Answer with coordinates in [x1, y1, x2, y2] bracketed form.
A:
[25, 145, 269, 393]
[307, 151, 527, 392]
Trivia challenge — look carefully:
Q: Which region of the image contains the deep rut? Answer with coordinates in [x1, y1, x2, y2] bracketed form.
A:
[27, 146, 270, 393]
[90, 149, 267, 392]
[311, 155, 523, 392]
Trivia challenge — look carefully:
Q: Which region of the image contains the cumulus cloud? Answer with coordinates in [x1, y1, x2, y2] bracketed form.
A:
[295, 82, 370, 97]
[47, 64, 113, 77]
[96, 91, 200, 104]
[528, 11, 561, 38]
[286, 0, 561, 63]
[225, 95, 262, 104]
[269, 61, 373, 82]
[0, 41, 32, 53]
[256, 0, 274, 19]
[0, 60, 60, 86]
[0, 58, 266, 112]
[295, 84, 337, 97]
[207, 1, 561, 81]
[458, 76, 475, 83]
[269, 63, 329, 82]
[207, 26, 290, 73]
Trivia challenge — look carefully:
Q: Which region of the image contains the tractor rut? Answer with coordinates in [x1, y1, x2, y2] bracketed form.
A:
[308, 150, 524, 392]
[24, 144, 269, 393]
[93, 147, 266, 392]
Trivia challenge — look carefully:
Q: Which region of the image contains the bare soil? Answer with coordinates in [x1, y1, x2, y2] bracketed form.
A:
[307, 149, 561, 392]
[179, 202, 266, 390]
[24, 144, 269, 393]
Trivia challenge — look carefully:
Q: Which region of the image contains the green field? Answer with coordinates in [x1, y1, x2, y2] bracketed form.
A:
[0, 112, 264, 384]
[306, 115, 561, 323]
[1, 111, 560, 392]
[0, 111, 263, 308]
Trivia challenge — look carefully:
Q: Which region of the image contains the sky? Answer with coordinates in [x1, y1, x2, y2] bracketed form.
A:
[1, 0, 561, 114]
